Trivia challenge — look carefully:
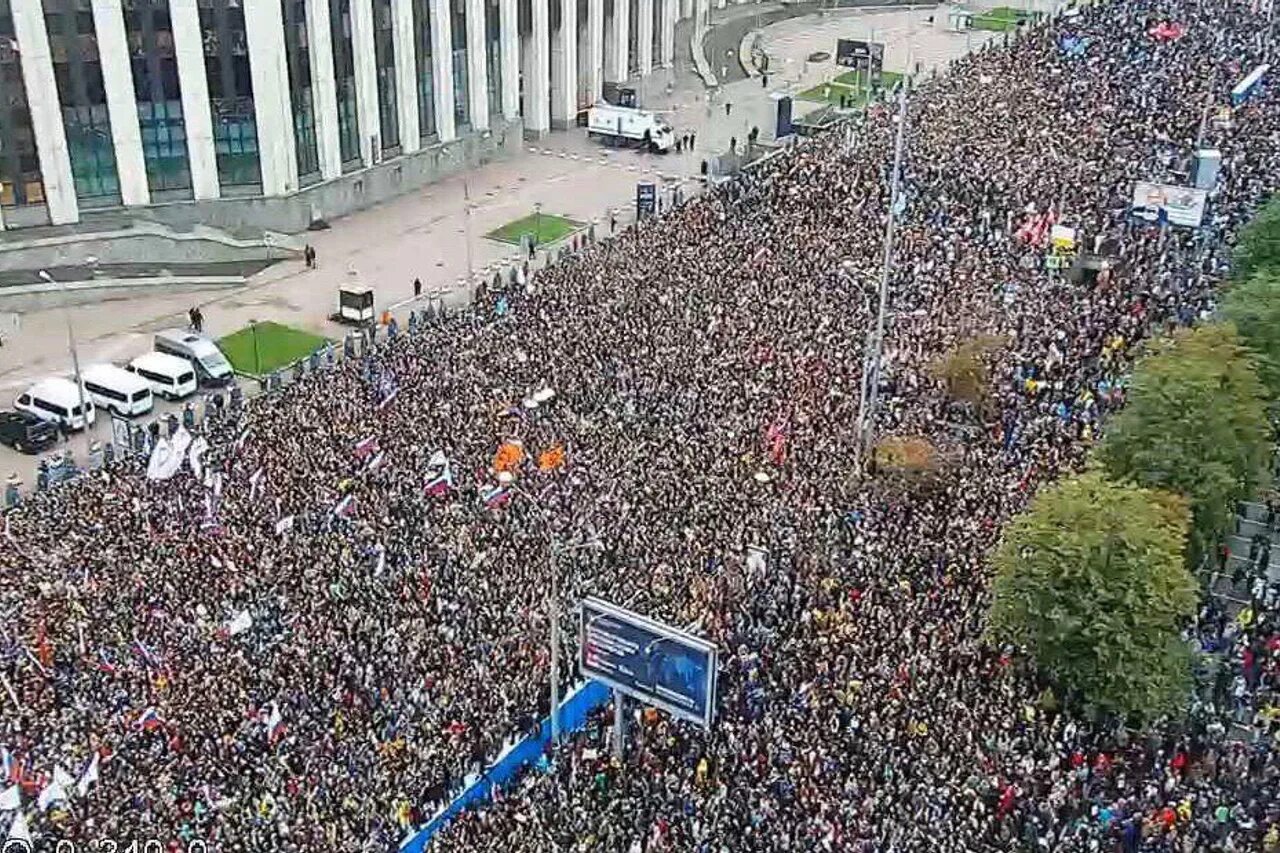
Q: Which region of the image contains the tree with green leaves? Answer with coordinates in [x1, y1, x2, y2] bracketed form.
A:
[1233, 195, 1280, 282]
[1096, 323, 1270, 563]
[1221, 267, 1280, 400]
[989, 472, 1197, 723]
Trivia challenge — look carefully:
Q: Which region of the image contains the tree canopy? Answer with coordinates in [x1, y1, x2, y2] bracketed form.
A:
[1096, 322, 1270, 563]
[1220, 267, 1280, 401]
[1233, 194, 1280, 282]
[989, 472, 1197, 723]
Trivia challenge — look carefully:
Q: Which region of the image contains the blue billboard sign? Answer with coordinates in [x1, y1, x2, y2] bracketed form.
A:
[579, 597, 718, 728]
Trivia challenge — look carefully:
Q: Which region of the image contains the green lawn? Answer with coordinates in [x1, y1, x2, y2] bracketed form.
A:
[972, 6, 1026, 30]
[218, 321, 331, 376]
[485, 212, 582, 246]
[799, 71, 904, 107]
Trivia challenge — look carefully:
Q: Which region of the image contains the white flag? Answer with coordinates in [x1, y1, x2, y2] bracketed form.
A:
[36, 778, 66, 811]
[188, 436, 209, 480]
[75, 753, 99, 797]
[145, 437, 178, 481]
[274, 516, 294, 536]
[0, 786, 19, 811]
[7, 810, 30, 844]
[226, 610, 253, 636]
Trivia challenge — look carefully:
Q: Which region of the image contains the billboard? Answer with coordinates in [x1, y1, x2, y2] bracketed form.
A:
[1130, 181, 1208, 227]
[835, 39, 884, 73]
[579, 597, 718, 728]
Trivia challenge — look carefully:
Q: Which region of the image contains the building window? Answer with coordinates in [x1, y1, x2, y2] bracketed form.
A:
[412, 0, 435, 139]
[45, 0, 121, 204]
[281, 0, 320, 182]
[373, 0, 399, 154]
[198, 0, 261, 190]
[485, 0, 499, 116]
[0, 0, 45, 207]
[125, 0, 192, 196]
[329, 0, 360, 167]
[451, 0, 467, 129]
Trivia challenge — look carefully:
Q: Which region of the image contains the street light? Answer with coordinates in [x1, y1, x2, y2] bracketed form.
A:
[38, 268, 90, 443]
[248, 319, 262, 377]
[508, 480, 599, 745]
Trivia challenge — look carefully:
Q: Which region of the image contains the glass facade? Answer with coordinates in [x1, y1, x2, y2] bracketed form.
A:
[281, 0, 320, 182]
[450, 0, 467, 129]
[198, 0, 260, 189]
[125, 0, 191, 196]
[0, 0, 44, 207]
[329, 0, 360, 167]
[373, 0, 399, 154]
[411, 0, 435, 140]
[45, 0, 121, 203]
[485, 0, 499, 117]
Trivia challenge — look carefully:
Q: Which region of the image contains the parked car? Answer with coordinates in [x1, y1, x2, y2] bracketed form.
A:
[0, 409, 59, 454]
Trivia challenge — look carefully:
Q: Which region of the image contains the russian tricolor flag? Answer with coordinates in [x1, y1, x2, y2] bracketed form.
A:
[425, 469, 454, 497]
[481, 485, 511, 509]
[136, 707, 165, 732]
[332, 494, 356, 518]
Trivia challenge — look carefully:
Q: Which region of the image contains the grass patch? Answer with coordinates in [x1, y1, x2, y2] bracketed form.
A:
[218, 321, 331, 376]
[485, 212, 582, 246]
[798, 71, 904, 107]
[972, 6, 1026, 30]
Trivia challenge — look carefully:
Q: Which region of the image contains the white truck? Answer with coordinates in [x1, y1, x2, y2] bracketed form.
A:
[587, 104, 675, 152]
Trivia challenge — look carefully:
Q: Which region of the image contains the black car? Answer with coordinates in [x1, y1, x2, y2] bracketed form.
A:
[0, 410, 59, 454]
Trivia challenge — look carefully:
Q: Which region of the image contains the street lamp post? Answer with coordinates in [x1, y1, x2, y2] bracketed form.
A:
[855, 79, 909, 471]
[249, 319, 262, 376]
[38, 268, 90, 443]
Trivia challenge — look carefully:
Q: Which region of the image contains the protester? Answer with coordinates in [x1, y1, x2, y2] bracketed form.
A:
[1, 0, 1278, 850]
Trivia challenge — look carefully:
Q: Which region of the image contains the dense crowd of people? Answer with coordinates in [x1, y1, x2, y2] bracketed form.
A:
[2, 0, 1279, 849]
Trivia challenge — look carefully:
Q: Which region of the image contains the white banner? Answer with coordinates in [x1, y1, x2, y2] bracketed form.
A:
[1131, 181, 1207, 227]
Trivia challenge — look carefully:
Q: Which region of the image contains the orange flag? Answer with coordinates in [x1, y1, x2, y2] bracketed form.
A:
[538, 445, 566, 472]
[493, 441, 525, 473]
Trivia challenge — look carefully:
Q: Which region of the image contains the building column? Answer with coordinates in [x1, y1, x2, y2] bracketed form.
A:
[392, 0, 421, 149]
[466, 0, 489, 130]
[349, 0, 379, 163]
[431, 0, 457, 141]
[586, 0, 603, 102]
[680, 0, 691, 19]
[11, 0, 77, 223]
[636, 0, 652, 76]
[305, 0, 342, 178]
[659, 0, 675, 66]
[551, 0, 577, 128]
[605, 0, 627, 83]
[90, 0, 149, 205]
[524, 0, 550, 133]
[499, 0, 518, 119]
[244, 0, 299, 194]
[170, 0, 219, 198]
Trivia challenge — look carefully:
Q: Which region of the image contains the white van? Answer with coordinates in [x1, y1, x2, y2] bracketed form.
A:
[154, 329, 234, 387]
[82, 363, 154, 417]
[15, 377, 96, 431]
[127, 352, 198, 400]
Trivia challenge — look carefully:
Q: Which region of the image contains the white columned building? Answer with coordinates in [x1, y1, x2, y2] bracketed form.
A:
[431, 0, 457, 140]
[551, 0, 578, 128]
[466, 0, 490, 130]
[659, 0, 676, 66]
[91, 0, 149, 205]
[525, 0, 550, 133]
[11, 0, 77, 224]
[499, 0, 519, 119]
[244, 0, 299, 194]
[349, 0, 380, 162]
[636, 0, 652, 76]
[605, 0, 628, 82]
[170, 0, 220, 197]
[393, 0, 422, 149]
[586, 0, 604, 103]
